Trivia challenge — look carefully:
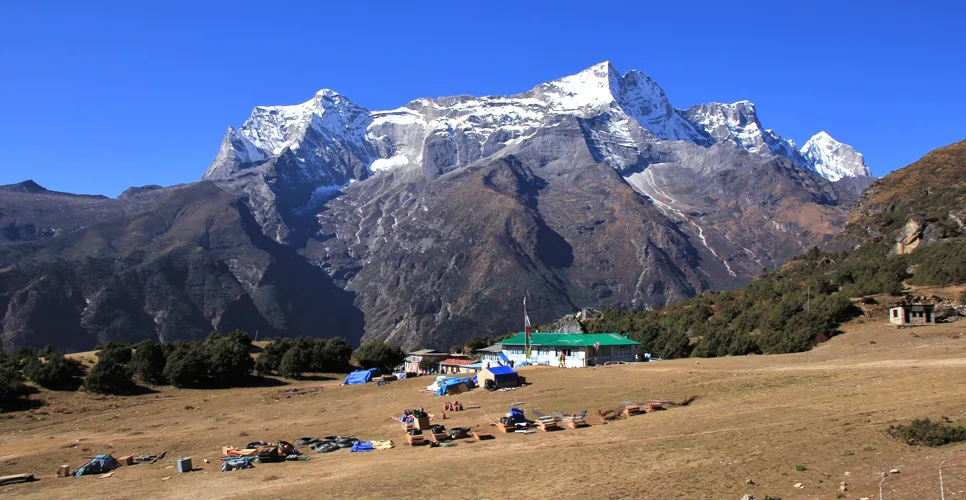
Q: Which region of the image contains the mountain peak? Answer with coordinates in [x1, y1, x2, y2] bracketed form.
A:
[0, 180, 47, 194]
[801, 131, 872, 181]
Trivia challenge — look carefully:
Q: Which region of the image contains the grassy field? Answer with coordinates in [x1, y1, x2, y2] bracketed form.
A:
[2, 316, 966, 499]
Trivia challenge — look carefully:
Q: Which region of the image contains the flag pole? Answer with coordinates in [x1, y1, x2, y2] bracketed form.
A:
[524, 296, 532, 363]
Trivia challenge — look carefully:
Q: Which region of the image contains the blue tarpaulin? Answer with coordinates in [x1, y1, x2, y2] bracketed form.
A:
[349, 441, 374, 452]
[343, 368, 382, 385]
[498, 352, 510, 365]
[434, 377, 473, 396]
[73, 454, 120, 477]
[487, 366, 516, 376]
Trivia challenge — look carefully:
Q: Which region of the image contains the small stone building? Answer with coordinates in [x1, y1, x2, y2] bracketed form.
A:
[889, 304, 935, 325]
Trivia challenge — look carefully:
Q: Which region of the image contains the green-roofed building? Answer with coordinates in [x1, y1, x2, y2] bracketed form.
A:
[497, 332, 639, 367]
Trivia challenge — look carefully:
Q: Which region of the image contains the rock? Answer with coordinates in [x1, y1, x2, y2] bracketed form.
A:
[890, 468, 900, 474]
[745, 479, 754, 485]
[739, 495, 755, 500]
[844, 471, 852, 476]
[892, 218, 923, 255]
[793, 482, 804, 489]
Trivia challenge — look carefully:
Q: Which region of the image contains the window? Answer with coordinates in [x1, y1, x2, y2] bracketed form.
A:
[893, 309, 899, 318]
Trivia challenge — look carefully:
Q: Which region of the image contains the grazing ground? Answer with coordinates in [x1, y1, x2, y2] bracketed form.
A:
[3, 319, 966, 499]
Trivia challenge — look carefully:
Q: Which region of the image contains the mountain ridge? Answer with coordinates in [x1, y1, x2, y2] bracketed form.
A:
[0, 62, 877, 352]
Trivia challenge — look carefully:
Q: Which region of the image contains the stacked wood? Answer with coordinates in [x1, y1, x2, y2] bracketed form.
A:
[622, 405, 642, 417]
[430, 432, 449, 443]
[533, 416, 561, 432]
[406, 434, 428, 446]
[596, 408, 624, 421]
[563, 417, 590, 429]
[584, 414, 608, 425]
[644, 403, 666, 413]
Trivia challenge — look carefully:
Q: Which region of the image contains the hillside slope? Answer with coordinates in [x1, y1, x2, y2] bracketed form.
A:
[582, 139, 966, 358]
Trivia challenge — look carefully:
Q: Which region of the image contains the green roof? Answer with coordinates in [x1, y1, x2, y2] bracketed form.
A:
[498, 333, 639, 347]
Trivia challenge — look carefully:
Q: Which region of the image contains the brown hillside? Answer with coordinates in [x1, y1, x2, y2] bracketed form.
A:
[3, 311, 966, 499]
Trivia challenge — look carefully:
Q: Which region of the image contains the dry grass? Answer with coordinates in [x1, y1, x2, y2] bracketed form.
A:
[2, 317, 966, 499]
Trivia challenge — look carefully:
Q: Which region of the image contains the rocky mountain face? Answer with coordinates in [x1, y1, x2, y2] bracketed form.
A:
[2, 62, 874, 351]
[0, 182, 362, 352]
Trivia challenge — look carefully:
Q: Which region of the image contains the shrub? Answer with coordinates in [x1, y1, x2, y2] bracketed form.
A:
[258, 337, 353, 378]
[795, 464, 808, 472]
[162, 333, 254, 388]
[0, 365, 34, 410]
[279, 344, 311, 379]
[418, 356, 440, 373]
[464, 335, 492, 352]
[22, 352, 82, 390]
[131, 341, 166, 385]
[354, 342, 406, 373]
[163, 342, 208, 388]
[204, 333, 254, 381]
[96, 343, 133, 365]
[888, 418, 966, 447]
[960, 289, 966, 305]
[85, 358, 136, 395]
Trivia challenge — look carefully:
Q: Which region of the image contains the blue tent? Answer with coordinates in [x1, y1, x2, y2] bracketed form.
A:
[343, 368, 382, 385]
[480, 365, 519, 388]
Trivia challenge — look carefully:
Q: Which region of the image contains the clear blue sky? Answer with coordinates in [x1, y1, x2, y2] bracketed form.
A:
[1, 1, 964, 196]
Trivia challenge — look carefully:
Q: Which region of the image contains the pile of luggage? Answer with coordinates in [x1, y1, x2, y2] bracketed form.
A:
[221, 440, 301, 463]
[294, 436, 360, 453]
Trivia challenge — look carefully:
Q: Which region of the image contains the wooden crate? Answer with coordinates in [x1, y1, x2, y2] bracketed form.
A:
[414, 415, 432, 430]
[430, 432, 449, 443]
[472, 431, 494, 441]
[406, 434, 428, 446]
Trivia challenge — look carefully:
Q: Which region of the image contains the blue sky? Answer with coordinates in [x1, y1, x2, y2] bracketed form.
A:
[1, 0, 964, 196]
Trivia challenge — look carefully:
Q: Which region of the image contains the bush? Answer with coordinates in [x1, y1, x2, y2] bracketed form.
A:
[464, 335, 492, 352]
[257, 337, 353, 378]
[204, 333, 254, 381]
[22, 352, 82, 390]
[960, 289, 966, 305]
[85, 358, 136, 395]
[354, 342, 406, 373]
[162, 332, 254, 388]
[96, 343, 133, 365]
[418, 356, 440, 373]
[131, 341, 166, 385]
[163, 342, 209, 388]
[279, 344, 312, 379]
[888, 418, 966, 447]
[0, 365, 34, 410]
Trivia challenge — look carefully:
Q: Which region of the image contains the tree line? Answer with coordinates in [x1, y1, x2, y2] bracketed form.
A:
[1, 332, 411, 410]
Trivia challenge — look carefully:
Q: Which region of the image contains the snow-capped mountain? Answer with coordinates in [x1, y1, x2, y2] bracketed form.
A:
[200, 61, 869, 349]
[801, 131, 873, 181]
[207, 61, 871, 196]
